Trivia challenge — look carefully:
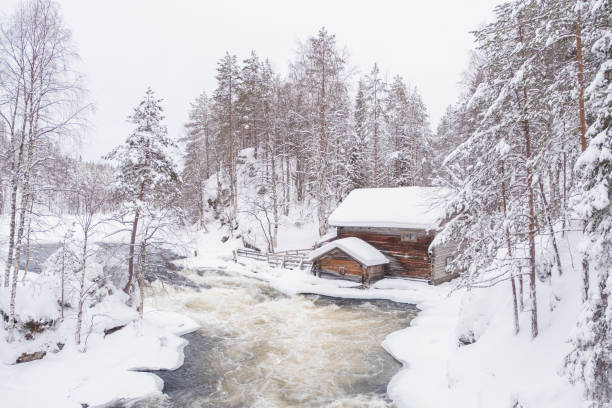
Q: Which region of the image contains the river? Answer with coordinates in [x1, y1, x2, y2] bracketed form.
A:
[28, 244, 417, 407]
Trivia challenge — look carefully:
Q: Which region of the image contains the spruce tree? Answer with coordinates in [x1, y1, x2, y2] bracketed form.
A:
[106, 88, 179, 293]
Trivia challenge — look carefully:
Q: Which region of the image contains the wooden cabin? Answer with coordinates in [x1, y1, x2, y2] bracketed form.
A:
[307, 237, 389, 285]
[312, 187, 458, 285]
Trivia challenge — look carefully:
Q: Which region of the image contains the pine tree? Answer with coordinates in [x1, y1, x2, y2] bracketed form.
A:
[346, 79, 369, 190]
[385, 77, 431, 186]
[566, 1, 612, 403]
[213, 52, 240, 218]
[105, 88, 179, 294]
[293, 27, 349, 235]
[362, 63, 386, 186]
[237, 51, 263, 158]
[181, 91, 212, 226]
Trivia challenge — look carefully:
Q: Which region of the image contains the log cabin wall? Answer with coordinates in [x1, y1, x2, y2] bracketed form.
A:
[316, 249, 365, 278]
[337, 226, 434, 280]
[431, 239, 459, 284]
[314, 249, 386, 283]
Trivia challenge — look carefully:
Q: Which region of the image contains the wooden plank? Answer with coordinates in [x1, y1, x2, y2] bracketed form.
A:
[337, 230, 434, 280]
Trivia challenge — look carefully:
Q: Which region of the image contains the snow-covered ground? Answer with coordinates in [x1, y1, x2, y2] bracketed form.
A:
[0, 206, 588, 408]
[0, 310, 198, 407]
[177, 226, 586, 408]
[0, 215, 199, 408]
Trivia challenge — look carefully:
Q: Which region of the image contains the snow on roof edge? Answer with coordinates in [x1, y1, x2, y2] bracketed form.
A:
[308, 237, 389, 267]
[328, 187, 449, 230]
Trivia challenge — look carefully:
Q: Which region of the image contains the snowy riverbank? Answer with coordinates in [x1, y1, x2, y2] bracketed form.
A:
[1, 218, 588, 407]
[0, 214, 200, 408]
[0, 309, 198, 407]
[177, 227, 586, 408]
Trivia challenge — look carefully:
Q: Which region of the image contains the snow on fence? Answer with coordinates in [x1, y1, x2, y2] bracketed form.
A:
[236, 248, 313, 270]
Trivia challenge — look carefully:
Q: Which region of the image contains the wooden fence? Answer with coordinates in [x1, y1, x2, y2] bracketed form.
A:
[236, 248, 313, 270]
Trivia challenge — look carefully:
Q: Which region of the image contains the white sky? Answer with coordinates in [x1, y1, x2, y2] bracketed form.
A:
[4, 0, 502, 161]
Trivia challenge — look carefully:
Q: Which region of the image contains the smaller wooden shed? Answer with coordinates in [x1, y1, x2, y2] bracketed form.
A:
[307, 237, 389, 285]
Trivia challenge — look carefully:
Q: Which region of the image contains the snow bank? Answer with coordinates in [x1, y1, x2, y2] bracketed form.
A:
[0, 310, 198, 408]
[307, 237, 389, 266]
[384, 232, 586, 408]
[0, 228, 200, 408]
[0, 283, 60, 324]
[328, 187, 451, 230]
[178, 226, 587, 408]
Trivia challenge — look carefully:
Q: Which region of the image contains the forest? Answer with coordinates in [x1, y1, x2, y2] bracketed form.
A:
[0, 0, 610, 407]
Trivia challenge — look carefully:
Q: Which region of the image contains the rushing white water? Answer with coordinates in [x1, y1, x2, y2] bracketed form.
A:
[131, 268, 417, 408]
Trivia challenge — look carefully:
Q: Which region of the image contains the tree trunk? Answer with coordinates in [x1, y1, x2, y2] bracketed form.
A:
[538, 178, 563, 276]
[519, 268, 525, 311]
[124, 207, 140, 293]
[7, 130, 35, 343]
[137, 241, 146, 317]
[21, 206, 33, 282]
[524, 117, 538, 338]
[576, 7, 587, 153]
[3, 134, 26, 287]
[228, 75, 236, 217]
[75, 231, 89, 345]
[373, 81, 379, 187]
[501, 162, 520, 335]
[60, 237, 66, 321]
[271, 153, 279, 249]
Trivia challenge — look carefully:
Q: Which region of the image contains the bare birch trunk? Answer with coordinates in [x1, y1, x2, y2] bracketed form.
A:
[3, 134, 26, 287]
[7, 132, 35, 343]
[21, 197, 34, 282]
[524, 118, 538, 338]
[75, 231, 89, 345]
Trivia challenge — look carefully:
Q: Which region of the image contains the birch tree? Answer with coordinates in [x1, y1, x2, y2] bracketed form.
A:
[0, 0, 86, 342]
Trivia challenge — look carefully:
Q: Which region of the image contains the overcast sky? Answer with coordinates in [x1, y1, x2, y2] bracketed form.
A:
[5, 0, 503, 161]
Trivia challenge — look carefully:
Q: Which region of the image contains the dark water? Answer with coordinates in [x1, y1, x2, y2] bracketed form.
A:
[26, 242, 197, 288]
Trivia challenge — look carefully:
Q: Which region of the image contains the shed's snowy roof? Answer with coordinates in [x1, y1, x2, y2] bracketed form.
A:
[308, 237, 389, 266]
[328, 187, 449, 230]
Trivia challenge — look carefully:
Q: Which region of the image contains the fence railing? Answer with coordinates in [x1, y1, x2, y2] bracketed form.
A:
[236, 248, 313, 270]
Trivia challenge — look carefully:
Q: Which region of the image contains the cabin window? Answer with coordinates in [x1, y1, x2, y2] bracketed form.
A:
[339, 266, 346, 275]
[401, 231, 419, 241]
[445, 256, 454, 273]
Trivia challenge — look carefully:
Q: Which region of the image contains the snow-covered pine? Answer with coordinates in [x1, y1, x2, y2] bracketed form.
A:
[105, 88, 180, 294]
[385, 76, 432, 187]
[362, 63, 387, 187]
[212, 53, 240, 219]
[566, 0, 612, 404]
[291, 28, 351, 236]
[181, 91, 213, 228]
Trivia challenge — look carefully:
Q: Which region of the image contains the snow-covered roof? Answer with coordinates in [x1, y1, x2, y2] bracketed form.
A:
[307, 237, 389, 266]
[328, 187, 449, 230]
[316, 229, 337, 245]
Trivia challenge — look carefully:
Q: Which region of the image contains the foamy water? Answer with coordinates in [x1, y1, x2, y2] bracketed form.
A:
[130, 268, 416, 407]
